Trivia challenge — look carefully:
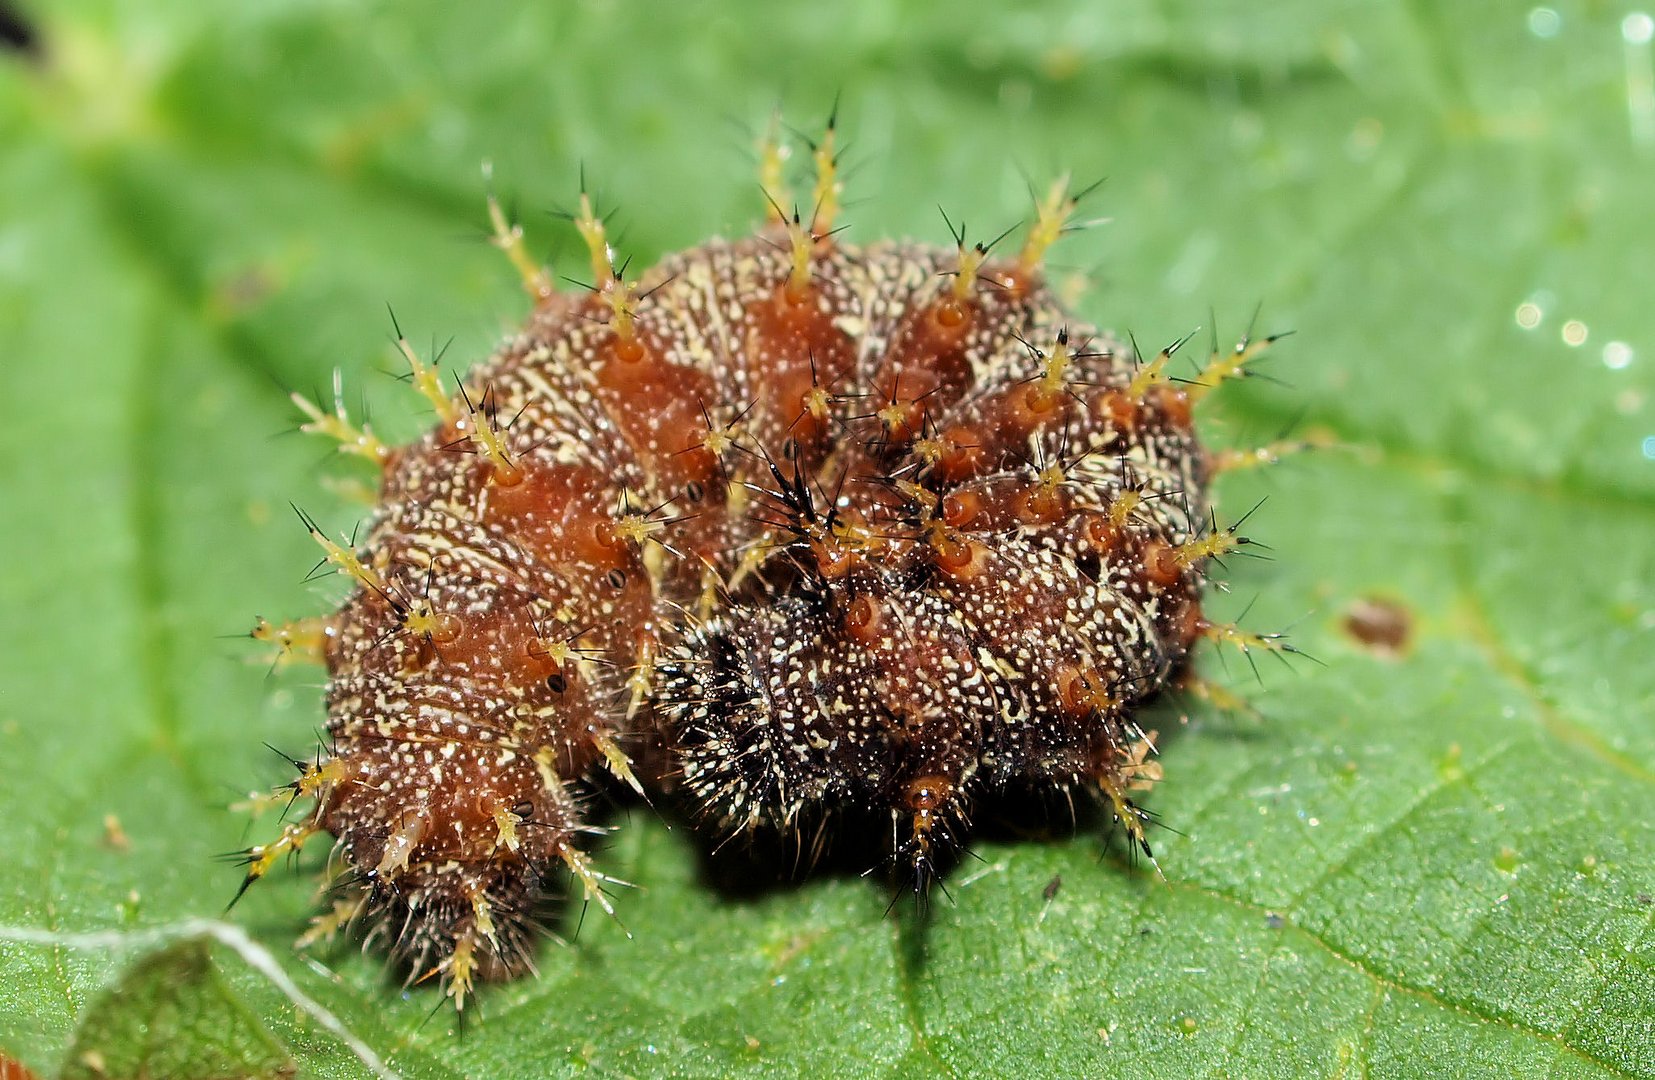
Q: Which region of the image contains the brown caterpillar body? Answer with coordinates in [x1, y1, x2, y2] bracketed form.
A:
[237, 120, 1286, 1006]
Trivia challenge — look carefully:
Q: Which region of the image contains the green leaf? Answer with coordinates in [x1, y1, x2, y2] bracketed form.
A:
[60, 940, 292, 1080]
[2, 2, 1650, 1078]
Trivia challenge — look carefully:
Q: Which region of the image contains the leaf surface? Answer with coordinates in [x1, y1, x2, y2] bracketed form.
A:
[1, 2, 1650, 1077]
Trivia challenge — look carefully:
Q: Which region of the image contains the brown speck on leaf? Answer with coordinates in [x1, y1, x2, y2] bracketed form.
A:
[1043, 874, 1063, 901]
[1342, 595, 1412, 656]
[209, 266, 277, 318]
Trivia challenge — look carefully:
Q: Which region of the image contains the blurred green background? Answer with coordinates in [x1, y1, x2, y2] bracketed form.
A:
[0, 1, 1651, 1078]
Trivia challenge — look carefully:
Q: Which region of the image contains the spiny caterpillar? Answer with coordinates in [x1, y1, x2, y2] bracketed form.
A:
[235, 112, 1294, 1008]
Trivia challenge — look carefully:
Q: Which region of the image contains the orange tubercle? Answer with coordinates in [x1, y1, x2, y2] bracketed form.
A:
[1142, 540, 1182, 588]
[932, 535, 988, 581]
[941, 489, 983, 528]
[1148, 383, 1193, 429]
[844, 594, 884, 643]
